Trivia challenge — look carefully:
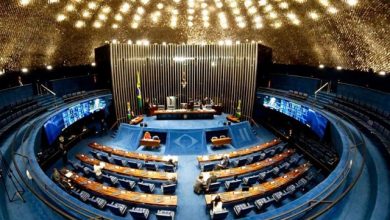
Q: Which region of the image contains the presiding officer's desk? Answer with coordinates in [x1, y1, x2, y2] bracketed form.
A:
[205, 163, 311, 205]
[61, 169, 177, 207]
[89, 142, 178, 163]
[197, 139, 282, 164]
[201, 149, 295, 179]
[76, 154, 177, 181]
[154, 109, 216, 120]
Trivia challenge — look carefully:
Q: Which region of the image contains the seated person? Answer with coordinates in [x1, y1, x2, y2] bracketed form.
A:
[164, 177, 177, 186]
[143, 131, 152, 140]
[215, 155, 230, 170]
[93, 162, 105, 179]
[194, 174, 205, 194]
[211, 195, 224, 214]
[152, 135, 160, 140]
[204, 173, 217, 191]
[166, 159, 177, 169]
[51, 168, 61, 183]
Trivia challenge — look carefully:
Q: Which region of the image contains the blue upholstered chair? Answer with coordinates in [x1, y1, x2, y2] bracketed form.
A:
[232, 158, 247, 167]
[271, 167, 280, 176]
[243, 175, 258, 186]
[129, 207, 150, 219]
[224, 179, 241, 191]
[210, 209, 229, 220]
[206, 182, 221, 193]
[138, 182, 155, 193]
[107, 202, 128, 216]
[201, 163, 216, 172]
[79, 191, 90, 202]
[90, 197, 107, 209]
[233, 203, 254, 217]
[128, 160, 143, 169]
[258, 172, 267, 181]
[145, 162, 158, 171]
[162, 164, 176, 172]
[254, 197, 273, 211]
[161, 184, 177, 194]
[247, 154, 261, 164]
[156, 210, 175, 220]
[272, 191, 284, 203]
[119, 179, 136, 190]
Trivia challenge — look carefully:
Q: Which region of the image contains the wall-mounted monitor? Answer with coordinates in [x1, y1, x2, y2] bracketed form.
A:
[262, 96, 328, 138]
[43, 98, 107, 145]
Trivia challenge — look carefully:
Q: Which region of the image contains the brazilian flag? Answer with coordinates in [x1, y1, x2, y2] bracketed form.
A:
[136, 72, 143, 109]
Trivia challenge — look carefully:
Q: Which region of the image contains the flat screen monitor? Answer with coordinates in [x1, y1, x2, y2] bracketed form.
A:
[263, 96, 328, 138]
[43, 98, 107, 145]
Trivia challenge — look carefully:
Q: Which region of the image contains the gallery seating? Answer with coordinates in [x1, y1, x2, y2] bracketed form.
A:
[138, 182, 156, 193]
[129, 207, 150, 220]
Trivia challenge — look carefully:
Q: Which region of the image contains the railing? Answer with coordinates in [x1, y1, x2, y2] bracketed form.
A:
[40, 84, 56, 96]
[9, 88, 365, 220]
[314, 82, 329, 99]
[10, 90, 112, 219]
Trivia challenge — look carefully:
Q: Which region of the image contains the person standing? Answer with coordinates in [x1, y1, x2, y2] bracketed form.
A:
[59, 136, 67, 164]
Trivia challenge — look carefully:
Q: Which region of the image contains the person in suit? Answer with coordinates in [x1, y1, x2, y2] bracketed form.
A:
[215, 155, 230, 170]
[194, 174, 205, 194]
[205, 173, 218, 192]
[93, 162, 105, 180]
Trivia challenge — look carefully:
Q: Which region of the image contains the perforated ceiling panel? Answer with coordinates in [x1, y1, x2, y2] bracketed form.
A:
[0, 0, 389, 72]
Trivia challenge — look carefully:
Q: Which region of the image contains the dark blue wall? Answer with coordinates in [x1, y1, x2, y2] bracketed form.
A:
[270, 74, 321, 95]
[337, 83, 390, 112]
[50, 75, 95, 96]
[0, 84, 34, 108]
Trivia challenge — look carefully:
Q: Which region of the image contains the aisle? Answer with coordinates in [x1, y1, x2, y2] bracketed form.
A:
[175, 155, 209, 220]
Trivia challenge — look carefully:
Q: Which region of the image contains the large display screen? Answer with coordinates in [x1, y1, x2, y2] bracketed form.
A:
[43, 98, 106, 145]
[263, 96, 328, 138]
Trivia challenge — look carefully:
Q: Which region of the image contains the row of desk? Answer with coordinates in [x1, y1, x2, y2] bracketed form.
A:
[201, 149, 295, 179]
[76, 154, 177, 181]
[89, 142, 178, 163]
[204, 163, 311, 205]
[61, 169, 177, 207]
[197, 139, 282, 163]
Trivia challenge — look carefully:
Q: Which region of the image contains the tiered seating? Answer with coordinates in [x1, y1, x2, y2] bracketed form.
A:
[62, 91, 86, 102]
[296, 136, 338, 168]
[0, 96, 44, 138]
[323, 94, 390, 150]
[60, 169, 178, 208]
[204, 162, 311, 208]
[288, 90, 308, 100]
[89, 142, 179, 164]
[76, 154, 177, 182]
[200, 149, 295, 179]
[197, 139, 283, 171]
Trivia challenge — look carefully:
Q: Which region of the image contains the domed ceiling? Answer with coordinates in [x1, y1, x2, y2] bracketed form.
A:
[0, 0, 389, 72]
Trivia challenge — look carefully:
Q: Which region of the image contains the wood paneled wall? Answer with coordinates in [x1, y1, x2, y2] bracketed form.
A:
[107, 43, 260, 121]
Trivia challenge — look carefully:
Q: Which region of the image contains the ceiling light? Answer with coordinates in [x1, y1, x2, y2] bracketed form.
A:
[345, 0, 358, 7]
[319, 64, 325, 68]
[93, 21, 102, 28]
[91, 62, 96, 67]
[21, 68, 28, 73]
[75, 20, 85, 28]
[66, 4, 75, 12]
[378, 71, 386, 76]
[120, 2, 131, 13]
[157, 3, 164, 9]
[19, 0, 30, 6]
[56, 14, 66, 22]
[336, 66, 343, 70]
[112, 23, 119, 29]
[46, 65, 53, 70]
[88, 2, 97, 10]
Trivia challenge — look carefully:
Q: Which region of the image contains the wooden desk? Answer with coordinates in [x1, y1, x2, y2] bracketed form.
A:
[211, 137, 232, 147]
[201, 149, 294, 179]
[76, 154, 177, 181]
[89, 142, 178, 163]
[197, 139, 282, 163]
[226, 115, 240, 123]
[205, 163, 311, 205]
[61, 169, 177, 207]
[154, 109, 216, 120]
[130, 116, 143, 125]
[140, 139, 161, 148]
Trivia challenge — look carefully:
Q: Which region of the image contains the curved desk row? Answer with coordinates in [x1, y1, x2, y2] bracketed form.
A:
[89, 142, 178, 163]
[205, 163, 311, 205]
[197, 139, 282, 163]
[76, 154, 177, 181]
[61, 169, 177, 207]
[201, 149, 295, 179]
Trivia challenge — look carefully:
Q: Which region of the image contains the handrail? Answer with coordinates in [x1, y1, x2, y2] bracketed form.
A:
[109, 117, 127, 131]
[40, 84, 56, 96]
[314, 82, 329, 99]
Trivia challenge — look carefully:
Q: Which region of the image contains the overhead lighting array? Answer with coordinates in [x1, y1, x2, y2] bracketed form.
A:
[45, 0, 358, 30]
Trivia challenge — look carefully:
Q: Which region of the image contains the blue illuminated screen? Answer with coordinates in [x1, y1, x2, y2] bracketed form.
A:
[44, 98, 106, 145]
[263, 96, 328, 138]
